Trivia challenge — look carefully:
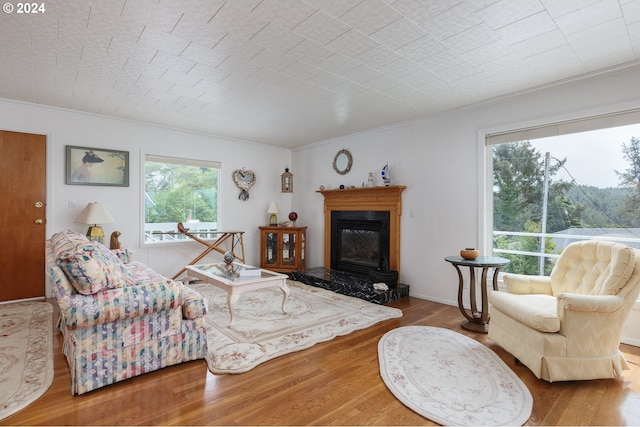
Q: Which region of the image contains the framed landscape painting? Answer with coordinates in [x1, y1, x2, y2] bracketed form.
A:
[66, 145, 129, 186]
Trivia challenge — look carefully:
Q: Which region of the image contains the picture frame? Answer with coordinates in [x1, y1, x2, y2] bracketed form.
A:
[66, 145, 129, 186]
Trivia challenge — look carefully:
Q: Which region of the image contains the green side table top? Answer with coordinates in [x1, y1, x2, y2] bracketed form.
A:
[444, 255, 510, 268]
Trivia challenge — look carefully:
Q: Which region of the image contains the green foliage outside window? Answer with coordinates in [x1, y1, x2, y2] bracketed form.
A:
[145, 160, 219, 225]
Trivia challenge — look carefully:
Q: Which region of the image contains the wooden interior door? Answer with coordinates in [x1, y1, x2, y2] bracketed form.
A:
[0, 130, 47, 301]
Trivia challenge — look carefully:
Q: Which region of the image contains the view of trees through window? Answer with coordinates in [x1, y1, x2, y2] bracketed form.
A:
[144, 155, 219, 243]
[492, 123, 640, 275]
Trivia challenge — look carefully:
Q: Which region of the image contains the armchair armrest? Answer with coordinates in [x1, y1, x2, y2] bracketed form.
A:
[503, 273, 552, 295]
[557, 293, 627, 356]
[557, 293, 624, 313]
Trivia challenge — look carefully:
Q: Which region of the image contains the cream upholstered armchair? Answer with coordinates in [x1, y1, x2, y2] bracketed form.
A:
[488, 240, 640, 382]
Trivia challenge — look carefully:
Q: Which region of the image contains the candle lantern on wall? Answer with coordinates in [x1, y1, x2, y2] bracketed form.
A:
[281, 167, 293, 193]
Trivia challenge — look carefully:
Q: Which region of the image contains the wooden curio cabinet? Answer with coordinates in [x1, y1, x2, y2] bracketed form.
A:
[259, 226, 306, 273]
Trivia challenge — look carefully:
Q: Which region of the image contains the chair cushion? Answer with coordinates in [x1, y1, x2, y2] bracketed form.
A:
[551, 241, 635, 296]
[489, 291, 560, 333]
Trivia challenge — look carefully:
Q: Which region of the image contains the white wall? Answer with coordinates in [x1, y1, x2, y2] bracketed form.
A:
[292, 64, 640, 344]
[0, 98, 291, 292]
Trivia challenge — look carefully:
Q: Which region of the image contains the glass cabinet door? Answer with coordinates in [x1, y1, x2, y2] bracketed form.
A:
[264, 232, 278, 267]
[281, 233, 296, 266]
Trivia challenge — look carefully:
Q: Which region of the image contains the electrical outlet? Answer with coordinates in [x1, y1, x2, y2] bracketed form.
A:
[68, 197, 75, 207]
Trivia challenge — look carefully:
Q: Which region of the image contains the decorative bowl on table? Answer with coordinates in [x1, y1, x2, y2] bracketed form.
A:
[460, 248, 479, 260]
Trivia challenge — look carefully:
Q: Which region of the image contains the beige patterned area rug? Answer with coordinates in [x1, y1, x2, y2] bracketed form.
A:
[378, 326, 532, 426]
[189, 280, 403, 374]
[0, 301, 54, 421]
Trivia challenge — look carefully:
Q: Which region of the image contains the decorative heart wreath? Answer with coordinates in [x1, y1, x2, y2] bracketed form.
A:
[232, 168, 256, 201]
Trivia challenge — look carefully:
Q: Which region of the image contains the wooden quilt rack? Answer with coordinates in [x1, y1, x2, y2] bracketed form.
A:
[157, 223, 245, 280]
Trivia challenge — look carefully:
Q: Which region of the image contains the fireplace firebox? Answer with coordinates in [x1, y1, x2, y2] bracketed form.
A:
[330, 210, 390, 276]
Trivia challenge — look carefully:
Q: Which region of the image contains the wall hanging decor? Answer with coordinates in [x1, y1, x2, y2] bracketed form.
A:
[281, 167, 293, 193]
[232, 168, 256, 201]
[66, 145, 129, 186]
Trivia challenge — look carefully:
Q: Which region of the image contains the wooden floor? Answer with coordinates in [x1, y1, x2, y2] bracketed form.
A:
[3, 295, 640, 426]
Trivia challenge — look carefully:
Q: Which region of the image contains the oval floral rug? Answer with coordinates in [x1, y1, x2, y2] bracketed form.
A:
[378, 326, 532, 426]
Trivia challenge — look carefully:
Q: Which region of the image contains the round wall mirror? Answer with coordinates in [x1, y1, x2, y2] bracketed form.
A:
[333, 149, 352, 175]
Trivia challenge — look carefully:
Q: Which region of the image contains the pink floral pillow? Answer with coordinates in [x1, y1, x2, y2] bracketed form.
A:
[57, 242, 130, 295]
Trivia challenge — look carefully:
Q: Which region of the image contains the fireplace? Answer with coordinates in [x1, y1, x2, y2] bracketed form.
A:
[290, 186, 408, 304]
[331, 210, 390, 276]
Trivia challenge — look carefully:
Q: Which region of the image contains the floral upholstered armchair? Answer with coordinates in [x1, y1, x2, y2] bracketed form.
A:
[46, 230, 208, 394]
[488, 240, 640, 382]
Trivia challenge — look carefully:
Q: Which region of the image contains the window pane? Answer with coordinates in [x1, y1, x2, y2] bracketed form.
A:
[491, 122, 640, 275]
[144, 155, 219, 243]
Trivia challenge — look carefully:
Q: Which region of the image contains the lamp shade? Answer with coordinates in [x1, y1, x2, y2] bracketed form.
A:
[267, 202, 281, 214]
[74, 202, 115, 225]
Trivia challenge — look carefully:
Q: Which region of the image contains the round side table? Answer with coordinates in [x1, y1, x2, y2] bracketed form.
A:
[444, 255, 510, 333]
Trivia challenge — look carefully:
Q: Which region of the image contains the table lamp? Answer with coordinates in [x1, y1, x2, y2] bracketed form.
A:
[74, 202, 115, 244]
[267, 202, 280, 226]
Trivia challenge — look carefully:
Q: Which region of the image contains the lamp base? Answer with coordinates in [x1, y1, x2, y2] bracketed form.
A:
[269, 214, 278, 226]
[86, 225, 105, 244]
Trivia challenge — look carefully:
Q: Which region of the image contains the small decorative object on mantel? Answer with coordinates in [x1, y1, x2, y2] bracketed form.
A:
[460, 248, 480, 260]
[281, 167, 293, 193]
[109, 231, 121, 250]
[232, 168, 256, 201]
[381, 163, 391, 186]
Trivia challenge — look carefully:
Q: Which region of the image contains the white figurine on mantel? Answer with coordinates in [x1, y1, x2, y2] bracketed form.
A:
[367, 171, 374, 187]
[381, 164, 391, 186]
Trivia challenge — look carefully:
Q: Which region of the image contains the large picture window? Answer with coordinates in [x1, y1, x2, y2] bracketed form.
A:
[143, 155, 220, 244]
[486, 110, 640, 276]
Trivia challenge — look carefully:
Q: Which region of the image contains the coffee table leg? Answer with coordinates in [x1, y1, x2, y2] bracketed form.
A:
[279, 281, 290, 314]
[227, 292, 240, 327]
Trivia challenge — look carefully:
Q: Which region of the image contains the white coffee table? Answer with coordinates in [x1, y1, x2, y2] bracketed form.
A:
[185, 262, 289, 326]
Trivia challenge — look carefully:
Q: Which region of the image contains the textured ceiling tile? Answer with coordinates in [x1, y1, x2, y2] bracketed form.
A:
[621, 0, 640, 24]
[421, 3, 484, 41]
[286, 39, 334, 65]
[180, 42, 228, 68]
[325, 29, 379, 58]
[566, 17, 630, 50]
[281, 61, 324, 81]
[210, 2, 269, 39]
[151, 51, 198, 74]
[355, 44, 403, 70]
[339, 0, 402, 35]
[554, 1, 623, 35]
[443, 22, 501, 54]
[303, 0, 363, 18]
[315, 52, 360, 75]
[477, 0, 546, 30]
[251, 23, 305, 53]
[137, 27, 190, 56]
[540, 0, 602, 18]
[342, 64, 385, 84]
[251, 0, 317, 29]
[250, 48, 297, 72]
[377, 56, 423, 78]
[396, 33, 448, 63]
[292, 10, 350, 45]
[390, 0, 464, 24]
[369, 17, 427, 49]
[170, 14, 227, 48]
[158, 0, 227, 20]
[307, 70, 350, 89]
[251, 68, 289, 86]
[497, 11, 557, 45]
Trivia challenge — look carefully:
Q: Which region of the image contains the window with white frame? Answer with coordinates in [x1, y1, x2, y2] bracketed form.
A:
[143, 154, 220, 244]
[485, 109, 640, 276]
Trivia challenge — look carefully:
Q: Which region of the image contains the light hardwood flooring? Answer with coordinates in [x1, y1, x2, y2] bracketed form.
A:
[3, 295, 640, 426]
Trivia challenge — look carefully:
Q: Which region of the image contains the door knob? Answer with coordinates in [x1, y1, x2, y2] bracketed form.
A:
[35, 201, 43, 208]
[34, 219, 43, 225]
